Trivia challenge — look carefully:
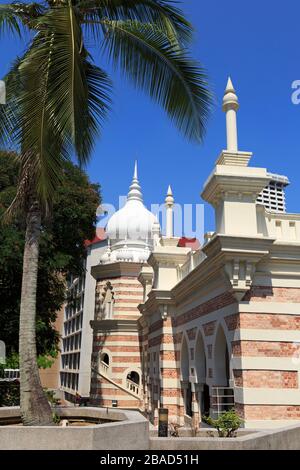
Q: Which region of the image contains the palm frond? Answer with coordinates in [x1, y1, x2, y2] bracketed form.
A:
[0, 56, 25, 148]
[102, 20, 212, 142]
[76, 58, 112, 162]
[0, 2, 44, 36]
[30, 5, 112, 165]
[79, 0, 192, 45]
[3, 37, 69, 207]
[0, 4, 21, 36]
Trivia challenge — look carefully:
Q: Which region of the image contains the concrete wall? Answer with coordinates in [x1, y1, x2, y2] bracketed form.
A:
[0, 407, 148, 450]
[150, 423, 300, 450]
[2, 406, 300, 449]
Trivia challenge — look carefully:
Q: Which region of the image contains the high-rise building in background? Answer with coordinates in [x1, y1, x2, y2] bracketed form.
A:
[257, 173, 289, 213]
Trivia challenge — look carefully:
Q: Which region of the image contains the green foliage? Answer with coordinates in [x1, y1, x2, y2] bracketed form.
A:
[45, 389, 60, 407]
[3, 352, 19, 369]
[52, 412, 60, 425]
[203, 409, 243, 438]
[37, 355, 55, 370]
[0, 151, 101, 357]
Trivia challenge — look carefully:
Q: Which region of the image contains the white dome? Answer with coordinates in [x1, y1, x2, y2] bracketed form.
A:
[100, 162, 160, 264]
[106, 200, 158, 243]
[106, 162, 158, 244]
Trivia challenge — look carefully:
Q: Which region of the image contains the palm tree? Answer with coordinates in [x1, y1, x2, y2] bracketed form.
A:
[0, 0, 212, 425]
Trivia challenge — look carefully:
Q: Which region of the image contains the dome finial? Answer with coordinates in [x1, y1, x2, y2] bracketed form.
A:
[127, 160, 143, 202]
[225, 76, 235, 94]
[133, 160, 138, 180]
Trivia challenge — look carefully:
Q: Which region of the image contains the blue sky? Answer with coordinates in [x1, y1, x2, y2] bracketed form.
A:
[1, 0, 300, 234]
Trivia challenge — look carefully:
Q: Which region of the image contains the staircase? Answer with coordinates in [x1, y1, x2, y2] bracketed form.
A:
[92, 367, 143, 403]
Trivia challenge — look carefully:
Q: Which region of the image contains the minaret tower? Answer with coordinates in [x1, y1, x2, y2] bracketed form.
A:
[165, 185, 174, 238]
[223, 77, 239, 152]
[202, 77, 270, 240]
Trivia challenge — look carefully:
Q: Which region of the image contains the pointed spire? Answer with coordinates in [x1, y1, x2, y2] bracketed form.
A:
[165, 184, 174, 206]
[127, 161, 143, 202]
[225, 76, 235, 93]
[223, 76, 239, 152]
[223, 76, 239, 111]
[133, 160, 138, 180]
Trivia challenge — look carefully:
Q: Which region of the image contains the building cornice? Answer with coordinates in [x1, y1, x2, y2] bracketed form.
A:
[201, 166, 270, 207]
[91, 261, 144, 280]
[138, 289, 174, 318]
[90, 318, 138, 332]
[148, 248, 190, 270]
[171, 234, 275, 303]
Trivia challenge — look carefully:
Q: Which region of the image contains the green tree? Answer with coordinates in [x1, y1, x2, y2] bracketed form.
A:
[0, 0, 212, 425]
[0, 151, 100, 360]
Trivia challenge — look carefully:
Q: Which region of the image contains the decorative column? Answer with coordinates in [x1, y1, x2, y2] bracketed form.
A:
[157, 304, 180, 425]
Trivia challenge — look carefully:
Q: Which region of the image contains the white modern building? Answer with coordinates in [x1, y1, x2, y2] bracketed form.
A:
[60, 234, 107, 402]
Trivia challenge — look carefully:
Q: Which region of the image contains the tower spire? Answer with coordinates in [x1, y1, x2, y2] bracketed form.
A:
[165, 185, 174, 238]
[223, 77, 239, 152]
[127, 161, 143, 202]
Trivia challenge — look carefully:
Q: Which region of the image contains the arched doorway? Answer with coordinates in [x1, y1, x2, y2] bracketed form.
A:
[181, 336, 192, 417]
[213, 325, 234, 416]
[195, 332, 210, 416]
[214, 326, 230, 386]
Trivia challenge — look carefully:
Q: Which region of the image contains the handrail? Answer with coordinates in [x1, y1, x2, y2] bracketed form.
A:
[91, 368, 142, 402]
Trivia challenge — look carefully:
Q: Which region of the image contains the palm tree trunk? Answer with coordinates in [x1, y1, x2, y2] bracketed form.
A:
[19, 197, 54, 426]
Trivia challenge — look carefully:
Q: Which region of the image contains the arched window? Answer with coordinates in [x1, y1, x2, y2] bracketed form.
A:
[180, 336, 189, 381]
[180, 336, 192, 417]
[101, 353, 109, 366]
[214, 326, 230, 387]
[127, 371, 140, 385]
[126, 371, 140, 395]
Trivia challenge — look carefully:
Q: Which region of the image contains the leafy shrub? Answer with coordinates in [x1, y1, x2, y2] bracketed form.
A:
[203, 409, 243, 437]
[44, 389, 60, 406]
[52, 412, 60, 425]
